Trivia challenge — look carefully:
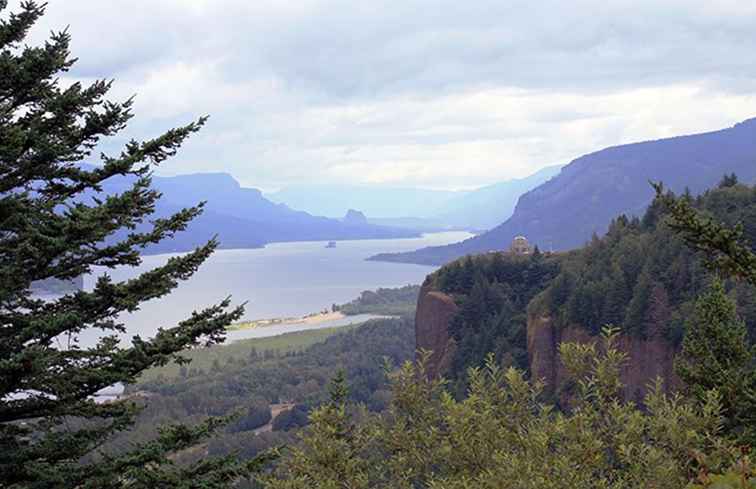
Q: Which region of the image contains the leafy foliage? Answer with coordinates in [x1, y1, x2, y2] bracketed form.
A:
[267, 330, 735, 488]
[688, 456, 756, 488]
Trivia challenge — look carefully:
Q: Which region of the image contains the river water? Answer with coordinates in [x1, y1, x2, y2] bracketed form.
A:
[76, 231, 470, 347]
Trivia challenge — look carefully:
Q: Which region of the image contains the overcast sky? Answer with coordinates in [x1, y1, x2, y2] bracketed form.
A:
[16, 0, 756, 190]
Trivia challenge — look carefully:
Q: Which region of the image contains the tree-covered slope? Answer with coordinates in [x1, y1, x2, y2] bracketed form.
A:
[428, 251, 560, 393]
[102, 317, 415, 473]
[420, 180, 756, 388]
[373, 118, 756, 265]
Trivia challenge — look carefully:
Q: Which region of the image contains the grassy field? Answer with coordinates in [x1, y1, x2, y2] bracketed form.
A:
[137, 324, 360, 383]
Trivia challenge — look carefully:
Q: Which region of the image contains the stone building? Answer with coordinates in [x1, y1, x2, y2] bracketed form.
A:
[510, 235, 533, 255]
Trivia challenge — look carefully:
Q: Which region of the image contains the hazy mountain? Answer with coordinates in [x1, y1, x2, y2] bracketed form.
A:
[367, 217, 462, 232]
[267, 184, 462, 219]
[268, 166, 561, 230]
[90, 171, 419, 254]
[343, 209, 368, 225]
[433, 165, 562, 230]
[371, 118, 756, 265]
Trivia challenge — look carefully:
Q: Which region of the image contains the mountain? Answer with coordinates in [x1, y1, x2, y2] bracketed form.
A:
[367, 217, 463, 232]
[91, 171, 419, 254]
[343, 209, 368, 225]
[267, 166, 561, 230]
[433, 165, 561, 230]
[267, 185, 462, 219]
[372, 118, 756, 265]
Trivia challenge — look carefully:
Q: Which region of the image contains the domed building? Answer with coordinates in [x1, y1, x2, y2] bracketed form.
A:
[510, 235, 533, 255]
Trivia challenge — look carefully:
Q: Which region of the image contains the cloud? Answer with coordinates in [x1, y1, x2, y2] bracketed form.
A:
[8, 0, 756, 190]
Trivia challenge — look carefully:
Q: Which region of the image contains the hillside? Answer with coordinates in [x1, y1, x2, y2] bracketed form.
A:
[415, 182, 756, 398]
[372, 118, 756, 265]
[433, 164, 562, 230]
[101, 316, 415, 468]
[91, 171, 419, 254]
[268, 166, 560, 231]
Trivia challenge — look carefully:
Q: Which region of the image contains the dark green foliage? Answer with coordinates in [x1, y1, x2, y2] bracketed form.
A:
[113, 318, 414, 463]
[337, 284, 420, 316]
[540, 183, 756, 341]
[657, 181, 756, 446]
[432, 252, 560, 391]
[655, 181, 756, 287]
[720, 173, 739, 188]
[675, 279, 756, 444]
[0, 2, 257, 486]
[272, 405, 310, 432]
[228, 402, 273, 433]
[428, 181, 756, 396]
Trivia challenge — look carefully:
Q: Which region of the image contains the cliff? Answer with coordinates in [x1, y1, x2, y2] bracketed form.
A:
[527, 312, 680, 401]
[415, 281, 680, 398]
[415, 281, 459, 379]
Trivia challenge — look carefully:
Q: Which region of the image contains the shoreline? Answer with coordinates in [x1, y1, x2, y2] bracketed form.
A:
[228, 310, 346, 332]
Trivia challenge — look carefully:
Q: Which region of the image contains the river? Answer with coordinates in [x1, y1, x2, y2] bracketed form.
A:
[75, 231, 471, 347]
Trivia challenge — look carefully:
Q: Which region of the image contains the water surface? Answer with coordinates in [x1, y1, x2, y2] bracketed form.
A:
[79, 232, 471, 347]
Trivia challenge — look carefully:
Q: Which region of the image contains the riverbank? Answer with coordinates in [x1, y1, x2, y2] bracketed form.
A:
[228, 310, 346, 331]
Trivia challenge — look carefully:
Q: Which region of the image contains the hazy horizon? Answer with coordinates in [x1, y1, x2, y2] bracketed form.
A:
[16, 0, 756, 191]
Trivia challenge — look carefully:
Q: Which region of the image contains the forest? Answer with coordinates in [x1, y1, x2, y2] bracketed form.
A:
[426, 178, 756, 395]
[104, 316, 416, 472]
[337, 284, 421, 316]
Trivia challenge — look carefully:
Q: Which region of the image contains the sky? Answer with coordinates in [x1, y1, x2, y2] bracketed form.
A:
[14, 0, 756, 191]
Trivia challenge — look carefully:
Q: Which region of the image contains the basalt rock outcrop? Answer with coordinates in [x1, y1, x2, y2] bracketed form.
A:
[527, 313, 681, 400]
[415, 281, 459, 379]
[416, 282, 681, 397]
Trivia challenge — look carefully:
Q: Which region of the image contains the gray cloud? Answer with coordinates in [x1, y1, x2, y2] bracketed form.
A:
[10, 0, 756, 190]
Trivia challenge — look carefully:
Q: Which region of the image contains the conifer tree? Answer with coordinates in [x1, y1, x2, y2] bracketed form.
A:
[654, 181, 756, 286]
[657, 180, 756, 444]
[0, 2, 264, 487]
[674, 280, 756, 443]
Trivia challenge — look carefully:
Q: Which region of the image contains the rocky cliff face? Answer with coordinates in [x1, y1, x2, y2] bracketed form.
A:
[415, 281, 459, 378]
[527, 312, 680, 400]
[416, 282, 680, 397]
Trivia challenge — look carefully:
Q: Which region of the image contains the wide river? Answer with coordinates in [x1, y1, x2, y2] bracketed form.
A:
[78, 231, 471, 347]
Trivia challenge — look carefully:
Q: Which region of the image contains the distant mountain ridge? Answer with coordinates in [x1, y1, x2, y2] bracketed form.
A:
[371, 118, 756, 265]
[88, 170, 419, 254]
[432, 165, 562, 230]
[267, 185, 460, 219]
[267, 165, 561, 230]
